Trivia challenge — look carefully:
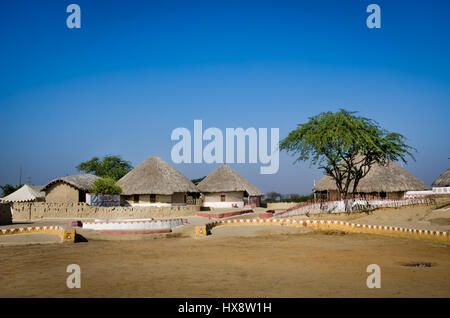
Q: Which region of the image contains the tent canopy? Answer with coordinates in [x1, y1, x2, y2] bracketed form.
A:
[0, 184, 45, 203]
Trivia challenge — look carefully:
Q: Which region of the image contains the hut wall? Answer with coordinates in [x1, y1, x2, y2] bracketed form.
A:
[172, 192, 187, 204]
[432, 186, 450, 195]
[248, 196, 261, 207]
[121, 194, 183, 206]
[321, 190, 406, 200]
[45, 183, 80, 203]
[202, 191, 244, 208]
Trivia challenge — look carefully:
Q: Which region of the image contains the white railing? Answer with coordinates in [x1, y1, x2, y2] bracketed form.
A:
[274, 197, 435, 218]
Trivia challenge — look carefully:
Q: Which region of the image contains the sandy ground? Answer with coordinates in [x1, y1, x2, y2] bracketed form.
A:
[0, 228, 449, 297]
[0, 204, 449, 297]
[0, 233, 62, 246]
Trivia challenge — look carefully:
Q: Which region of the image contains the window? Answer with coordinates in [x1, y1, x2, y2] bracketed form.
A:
[133, 194, 139, 203]
[150, 194, 156, 203]
[220, 194, 226, 202]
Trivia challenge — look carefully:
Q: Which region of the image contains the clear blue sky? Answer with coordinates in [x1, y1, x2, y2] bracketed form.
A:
[0, 0, 449, 195]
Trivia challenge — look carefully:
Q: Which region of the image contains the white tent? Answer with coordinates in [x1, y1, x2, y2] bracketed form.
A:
[0, 185, 45, 203]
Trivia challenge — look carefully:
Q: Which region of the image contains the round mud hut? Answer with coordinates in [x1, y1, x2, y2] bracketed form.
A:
[432, 168, 450, 195]
[116, 156, 199, 206]
[197, 164, 264, 208]
[42, 174, 99, 203]
[313, 160, 429, 199]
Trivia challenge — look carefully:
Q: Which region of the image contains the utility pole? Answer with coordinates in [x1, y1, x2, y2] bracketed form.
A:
[19, 165, 22, 185]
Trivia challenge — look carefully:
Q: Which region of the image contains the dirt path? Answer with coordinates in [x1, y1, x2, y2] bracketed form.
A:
[0, 227, 449, 297]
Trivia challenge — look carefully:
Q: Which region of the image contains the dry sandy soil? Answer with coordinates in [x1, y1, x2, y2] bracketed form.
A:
[0, 226, 449, 297]
[0, 203, 449, 298]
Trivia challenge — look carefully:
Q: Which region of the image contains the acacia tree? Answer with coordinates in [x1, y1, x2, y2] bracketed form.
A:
[0, 184, 22, 197]
[90, 177, 122, 195]
[280, 109, 415, 202]
[77, 155, 133, 181]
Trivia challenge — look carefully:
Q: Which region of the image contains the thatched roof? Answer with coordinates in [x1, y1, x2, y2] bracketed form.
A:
[42, 174, 99, 192]
[313, 160, 429, 193]
[116, 156, 199, 195]
[197, 164, 264, 196]
[1, 184, 45, 202]
[432, 168, 450, 187]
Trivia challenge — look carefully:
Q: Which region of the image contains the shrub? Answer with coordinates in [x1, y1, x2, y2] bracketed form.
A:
[90, 177, 122, 195]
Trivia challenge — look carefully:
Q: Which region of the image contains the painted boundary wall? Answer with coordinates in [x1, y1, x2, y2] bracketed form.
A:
[86, 193, 120, 207]
[194, 218, 450, 244]
[11, 202, 200, 220]
[275, 197, 435, 218]
[0, 225, 75, 243]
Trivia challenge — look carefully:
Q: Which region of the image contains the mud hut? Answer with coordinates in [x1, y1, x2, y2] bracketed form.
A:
[42, 174, 99, 203]
[197, 164, 264, 208]
[432, 168, 450, 195]
[313, 160, 429, 199]
[117, 156, 199, 206]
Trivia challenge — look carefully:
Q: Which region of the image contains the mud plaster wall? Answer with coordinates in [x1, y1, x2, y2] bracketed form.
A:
[45, 183, 79, 203]
[266, 202, 301, 210]
[11, 202, 200, 220]
[203, 191, 244, 202]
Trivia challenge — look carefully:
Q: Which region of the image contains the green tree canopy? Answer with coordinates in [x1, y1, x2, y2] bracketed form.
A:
[265, 191, 282, 201]
[76, 155, 133, 181]
[280, 109, 415, 201]
[0, 184, 22, 197]
[191, 176, 206, 185]
[90, 177, 122, 195]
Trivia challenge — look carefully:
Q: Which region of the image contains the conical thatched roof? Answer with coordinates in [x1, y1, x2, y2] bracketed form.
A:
[432, 168, 450, 187]
[116, 156, 199, 195]
[1, 184, 45, 202]
[42, 174, 99, 192]
[197, 164, 264, 196]
[313, 160, 429, 193]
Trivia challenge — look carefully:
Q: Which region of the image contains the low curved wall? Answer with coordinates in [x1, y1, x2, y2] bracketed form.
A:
[196, 209, 253, 219]
[195, 218, 449, 244]
[82, 218, 187, 231]
[0, 225, 75, 243]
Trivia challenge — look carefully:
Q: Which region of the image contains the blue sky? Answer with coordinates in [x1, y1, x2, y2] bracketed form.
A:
[0, 0, 449, 195]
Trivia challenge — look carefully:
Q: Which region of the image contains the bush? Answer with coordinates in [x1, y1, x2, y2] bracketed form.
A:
[261, 193, 315, 205]
[90, 177, 122, 195]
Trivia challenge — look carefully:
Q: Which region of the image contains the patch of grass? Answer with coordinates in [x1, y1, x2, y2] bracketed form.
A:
[164, 232, 186, 239]
[401, 261, 435, 268]
[318, 230, 347, 236]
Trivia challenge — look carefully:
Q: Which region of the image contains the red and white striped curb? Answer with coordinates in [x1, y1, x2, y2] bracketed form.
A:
[83, 218, 188, 231]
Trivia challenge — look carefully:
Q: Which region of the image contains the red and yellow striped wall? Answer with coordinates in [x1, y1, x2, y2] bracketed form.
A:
[0, 225, 75, 243]
[195, 218, 449, 243]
